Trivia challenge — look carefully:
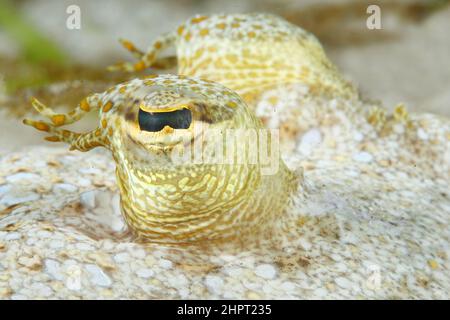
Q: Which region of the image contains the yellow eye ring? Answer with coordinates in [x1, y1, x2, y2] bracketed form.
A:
[139, 104, 190, 113]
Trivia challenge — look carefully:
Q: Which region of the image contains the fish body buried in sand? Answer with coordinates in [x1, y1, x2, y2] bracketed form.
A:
[23, 74, 302, 245]
[16, 13, 450, 299]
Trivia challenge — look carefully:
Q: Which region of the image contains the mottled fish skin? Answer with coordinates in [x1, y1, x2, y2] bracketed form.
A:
[110, 13, 356, 101]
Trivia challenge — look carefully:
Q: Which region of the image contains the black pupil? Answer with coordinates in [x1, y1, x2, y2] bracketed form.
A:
[138, 108, 192, 132]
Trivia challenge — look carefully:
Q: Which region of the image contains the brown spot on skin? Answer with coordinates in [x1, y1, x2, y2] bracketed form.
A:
[144, 80, 155, 86]
[216, 23, 226, 30]
[2, 222, 23, 232]
[146, 52, 156, 62]
[274, 254, 311, 273]
[134, 61, 146, 71]
[162, 125, 174, 134]
[62, 130, 71, 138]
[268, 96, 279, 105]
[226, 54, 238, 63]
[108, 127, 113, 137]
[248, 31, 256, 38]
[226, 101, 237, 108]
[231, 22, 240, 28]
[145, 74, 158, 79]
[177, 25, 185, 36]
[101, 119, 107, 128]
[119, 87, 127, 94]
[51, 114, 66, 126]
[80, 99, 90, 112]
[193, 48, 204, 59]
[95, 129, 102, 137]
[184, 32, 192, 41]
[274, 36, 283, 42]
[199, 29, 209, 37]
[45, 136, 60, 142]
[125, 109, 136, 122]
[35, 122, 50, 132]
[122, 40, 136, 51]
[176, 262, 220, 273]
[191, 16, 208, 24]
[103, 101, 113, 113]
[154, 41, 162, 49]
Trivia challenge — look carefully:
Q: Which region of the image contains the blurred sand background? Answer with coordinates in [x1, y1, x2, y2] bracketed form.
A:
[0, 0, 449, 151]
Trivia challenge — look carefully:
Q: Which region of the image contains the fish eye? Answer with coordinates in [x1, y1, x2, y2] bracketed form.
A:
[138, 108, 192, 132]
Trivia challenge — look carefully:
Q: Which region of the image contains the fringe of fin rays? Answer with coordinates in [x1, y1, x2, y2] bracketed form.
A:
[23, 95, 107, 152]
